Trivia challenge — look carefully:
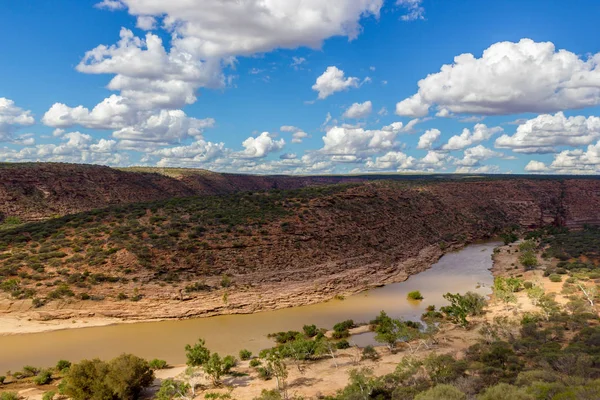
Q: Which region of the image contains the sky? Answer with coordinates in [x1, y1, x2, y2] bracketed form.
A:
[1, 0, 600, 175]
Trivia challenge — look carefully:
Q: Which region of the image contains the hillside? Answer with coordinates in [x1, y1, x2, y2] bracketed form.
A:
[2, 177, 600, 323]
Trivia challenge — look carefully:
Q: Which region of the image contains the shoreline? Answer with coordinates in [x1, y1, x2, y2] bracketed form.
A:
[0, 241, 474, 336]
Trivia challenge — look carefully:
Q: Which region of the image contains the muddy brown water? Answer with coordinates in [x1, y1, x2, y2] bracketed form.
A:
[0, 242, 498, 372]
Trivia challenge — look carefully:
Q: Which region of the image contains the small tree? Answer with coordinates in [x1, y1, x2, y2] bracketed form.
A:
[204, 353, 225, 386]
[185, 338, 211, 367]
[440, 292, 486, 328]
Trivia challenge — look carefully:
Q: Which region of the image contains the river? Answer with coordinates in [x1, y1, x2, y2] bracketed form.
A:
[0, 242, 498, 372]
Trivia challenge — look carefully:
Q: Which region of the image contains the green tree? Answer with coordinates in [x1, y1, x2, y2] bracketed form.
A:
[185, 338, 211, 366]
[59, 359, 113, 400]
[105, 354, 154, 400]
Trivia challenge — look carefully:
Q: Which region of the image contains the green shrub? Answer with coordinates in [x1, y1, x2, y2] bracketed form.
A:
[60, 354, 153, 400]
[56, 360, 71, 372]
[302, 324, 318, 338]
[155, 379, 189, 400]
[148, 359, 168, 370]
[414, 384, 466, 400]
[477, 383, 533, 400]
[336, 340, 351, 349]
[34, 369, 53, 385]
[0, 393, 19, 400]
[249, 359, 261, 368]
[407, 290, 424, 300]
[0, 376, 4, 384]
[185, 338, 210, 366]
[361, 346, 380, 361]
[239, 349, 252, 361]
[222, 355, 237, 373]
[257, 366, 272, 380]
[549, 274, 562, 283]
[42, 391, 55, 400]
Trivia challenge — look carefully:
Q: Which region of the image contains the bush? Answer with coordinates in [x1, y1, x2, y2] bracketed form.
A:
[333, 320, 354, 332]
[0, 376, 4, 384]
[34, 369, 53, 385]
[302, 324, 318, 338]
[222, 355, 237, 373]
[477, 383, 533, 400]
[56, 360, 71, 372]
[0, 393, 19, 400]
[414, 384, 466, 400]
[148, 359, 168, 370]
[249, 359, 261, 368]
[257, 366, 272, 380]
[60, 354, 154, 400]
[407, 290, 424, 300]
[336, 340, 351, 349]
[155, 379, 190, 400]
[42, 391, 55, 400]
[239, 349, 252, 361]
[549, 274, 562, 283]
[361, 346, 380, 361]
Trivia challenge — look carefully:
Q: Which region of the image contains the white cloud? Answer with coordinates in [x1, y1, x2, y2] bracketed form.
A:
[455, 145, 503, 166]
[455, 165, 500, 174]
[378, 107, 388, 116]
[0, 131, 128, 165]
[366, 151, 416, 170]
[312, 66, 360, 99]
[76, 28, 224, 110]
[417, 128, 440, 150]
[136, 15, 157, 30]
[292, 131, 309, 144]
[280, 153, 297, 160]
[395, 93, 429, 117]
[442, 124, 503, 151]
[112, 110, 215, 145]
[238, 132, 285, 158]
[320, 122, 406, 158]
[495, 112, 600, 154]
[280, 126, 299, 133]
[150, 139, 226, 166]
[100, 0, 383, 58]
[397, 0, 425, 21]
[95, 0, 125, 10]
[343, 101, 372, 119]
[0, 98, 35, 141]
[396, 39, 600, 117]
[524, 160, 550, 172]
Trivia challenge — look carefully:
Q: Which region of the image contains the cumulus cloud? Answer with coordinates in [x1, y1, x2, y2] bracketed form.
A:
[320, 122, 407, 158]
[396, 39, 600, 117]
[524, 160, 550, 172]
[312, 66, 360, 99]
[280, 126, 309, 144]
[76, 28, 224, 110]
[343, 101, 372, 119]
[136, 15, 157, 30]
[237, 132, 285, 158]
[0, 98, 35, 141]
[442, 124, 503, 151]
[366, 151, 416, 170]
[455, 145, 503, 166]
[98, 0, 383, 58]
[0, 131, 128, 165]
[112, 110, 215, 145]
[495, 112, 600, 154]
[417, 128, 441, 150]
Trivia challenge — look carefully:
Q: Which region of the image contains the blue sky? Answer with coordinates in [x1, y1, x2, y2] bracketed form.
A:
[1, 0, 600, 174]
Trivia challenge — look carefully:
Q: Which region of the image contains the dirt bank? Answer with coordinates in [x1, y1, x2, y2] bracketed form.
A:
[0, 244, 447, 335]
